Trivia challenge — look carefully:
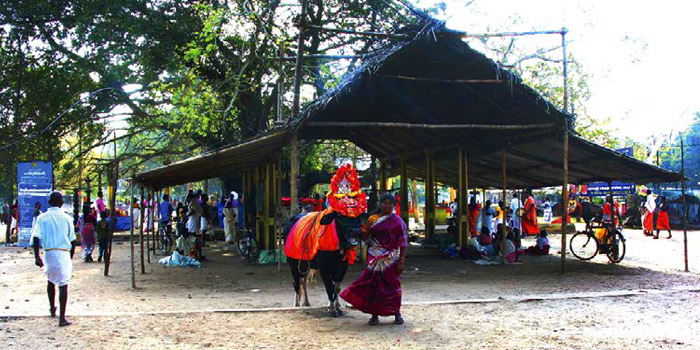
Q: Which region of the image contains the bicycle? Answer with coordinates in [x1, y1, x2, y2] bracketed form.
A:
[569, 224, 626, 263]
[157, 221, 174, 255]
[237, 229, 259, 263]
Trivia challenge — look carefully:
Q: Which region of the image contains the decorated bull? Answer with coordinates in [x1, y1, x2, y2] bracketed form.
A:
[284, 164, 367, 317]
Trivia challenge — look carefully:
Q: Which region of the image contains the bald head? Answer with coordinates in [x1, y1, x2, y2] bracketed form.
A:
[48, 191, 63, 207]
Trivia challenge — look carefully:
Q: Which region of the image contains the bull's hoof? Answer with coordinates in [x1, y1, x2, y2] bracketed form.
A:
[327, 308, 339, 317]
[335, 308, 344, 316]
[302, 301, 311, 307]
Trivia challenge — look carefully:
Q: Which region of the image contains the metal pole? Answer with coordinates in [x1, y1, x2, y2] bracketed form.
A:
[560, 28, 569, 274]
[680, 134, 688, 272]
[289, 0, 308, 216]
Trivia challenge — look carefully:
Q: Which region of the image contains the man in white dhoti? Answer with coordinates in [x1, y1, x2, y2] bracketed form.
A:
[31, 191, 76, 327]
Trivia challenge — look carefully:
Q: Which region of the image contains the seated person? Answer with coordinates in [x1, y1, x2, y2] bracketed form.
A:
[462, 236, 488, 260]
[503, 232, 517, 264]
[175, 231, 199, 259]
[478, 226, 495, 255]
[525, 230, 550, 255]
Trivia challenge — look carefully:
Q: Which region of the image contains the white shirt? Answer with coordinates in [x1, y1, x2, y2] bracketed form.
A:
[645, 195, 656, 212]
[510, 198, 522, 214]
[30, 207, 76, 250]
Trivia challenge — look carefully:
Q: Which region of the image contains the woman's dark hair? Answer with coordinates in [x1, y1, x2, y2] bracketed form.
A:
[379, 192, 395, 205]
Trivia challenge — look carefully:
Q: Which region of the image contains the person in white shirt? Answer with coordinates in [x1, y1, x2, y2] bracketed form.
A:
[31, 191, 76, 327]
[509, 192, 522, 231]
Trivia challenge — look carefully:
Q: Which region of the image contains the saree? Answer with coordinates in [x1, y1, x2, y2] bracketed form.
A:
[340, 213, 407, 316]
[81, 215, 96, 259]
[520, 196, 538, 235]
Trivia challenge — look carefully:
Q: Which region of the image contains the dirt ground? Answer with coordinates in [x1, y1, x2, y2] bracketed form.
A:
[1, 226, 699, 349]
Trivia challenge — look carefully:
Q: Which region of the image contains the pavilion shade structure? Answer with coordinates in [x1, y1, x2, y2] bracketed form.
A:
[295, 21, 679, 188]
[135, 130, 289, 190]
[136, 19, 679, 190]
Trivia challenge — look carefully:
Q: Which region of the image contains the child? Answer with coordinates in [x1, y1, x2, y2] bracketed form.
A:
[525, 230, 550, 255]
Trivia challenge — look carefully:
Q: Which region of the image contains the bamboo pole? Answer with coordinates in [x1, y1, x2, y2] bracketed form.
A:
[150, 188, 156, 258]
[680, 134, 688, 272]
[276, 156, 283, 271]
[458, 149, 465, 247]
[289, 0, 308, 216]
[400, 158, 409, 226]
[305, 24, 565, 40]
[104, 133, 117, 276]
[146, 189, 151, 264]
[306, 121, 557, 130]
[560, 28, 570, 274]
[139, 185, 145, 274]
[464, 153, 470, 238]
[425, 153, 435, 239]
[130, 174, 136, 288]
[263, 163, 270, 251]
[378, 75, 506, 84]
[501, 147, 507, 262]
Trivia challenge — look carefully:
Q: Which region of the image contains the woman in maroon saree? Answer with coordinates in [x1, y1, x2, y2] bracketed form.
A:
[340, 193, 407, 325]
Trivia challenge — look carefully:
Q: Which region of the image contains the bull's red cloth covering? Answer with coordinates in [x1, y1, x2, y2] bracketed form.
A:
[284, 208, 337, 260]
[340, 213, 407, 316]
[284, 164, 366, 264]
[327, 164, 367, 218]
[656, 211, 670, 230]
[521, 196, 538, 235]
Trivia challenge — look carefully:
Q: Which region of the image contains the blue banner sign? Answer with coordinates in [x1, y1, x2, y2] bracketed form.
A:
[584, 181, 635, 196]
[17, 162, 52, 247]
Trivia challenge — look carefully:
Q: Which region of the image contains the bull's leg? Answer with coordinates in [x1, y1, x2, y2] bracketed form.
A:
[288, 258, 303, 307]
[333, 257, 349, 315]
[317, 254, 339, 317]
[302, 274, 310, 307]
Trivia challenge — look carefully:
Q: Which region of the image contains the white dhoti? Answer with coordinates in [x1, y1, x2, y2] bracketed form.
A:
[44, 250, 72, 287]
[200, 217, 208, 231]
[186, 216, 198, 233]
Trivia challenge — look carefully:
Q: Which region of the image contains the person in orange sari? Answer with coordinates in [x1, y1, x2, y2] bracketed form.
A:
[654, 196, 671, 239]
[520, 190, 538, 235]
[468, 196, 479, 236]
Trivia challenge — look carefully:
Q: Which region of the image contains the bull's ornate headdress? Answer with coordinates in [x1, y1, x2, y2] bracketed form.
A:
[327, 164, 367, 218]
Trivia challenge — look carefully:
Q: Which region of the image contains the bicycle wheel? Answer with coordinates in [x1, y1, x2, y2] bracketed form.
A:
[606, 231, 626, 263]
[569, 231, 599, 260]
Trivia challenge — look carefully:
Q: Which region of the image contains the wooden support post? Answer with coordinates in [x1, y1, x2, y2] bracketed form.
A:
[130, 175, 136, 288]
[276, 157, 283, 271]
[146, 188, 151, 264]
[263, 163, 271, 250]
[399, 158, 409, 225]
[561, 126, 569, 274]
[501, 147, 507, 262]
[379, 160, 387, 192]
[268, 163, 277, 252]
[150, 188, 156, 257]
[289, 0, 307, 216]
[680, 135, 689, 272]
[104, 133, 117, 277]
[255, 166, 263, 245]
[560, 28, 570, 274]
[458, 148, 468, 247]
[139, 186, 145, 274]
[425, 153, 435, 239]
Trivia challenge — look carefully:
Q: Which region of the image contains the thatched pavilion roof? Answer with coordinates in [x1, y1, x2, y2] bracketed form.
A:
[136, 19, 680, 190]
